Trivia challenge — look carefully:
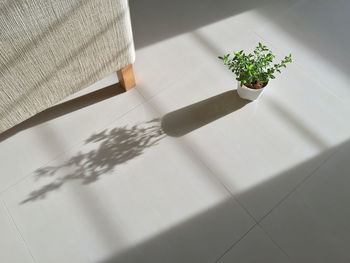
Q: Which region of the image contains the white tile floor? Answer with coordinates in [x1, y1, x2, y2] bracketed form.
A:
[1, 0, 350, 262]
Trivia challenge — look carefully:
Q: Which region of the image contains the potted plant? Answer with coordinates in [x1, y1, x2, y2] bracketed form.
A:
[219, 43, 292, 101]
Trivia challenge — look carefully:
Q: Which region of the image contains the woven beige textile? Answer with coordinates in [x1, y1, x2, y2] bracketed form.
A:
[0, 0, 135, 133]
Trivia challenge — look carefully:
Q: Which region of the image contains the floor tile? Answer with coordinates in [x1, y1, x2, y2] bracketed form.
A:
[255, 0, 350, 103]
[0, 74, 144, 193]
[2, 104, 254, 263]
[0, 199, 34, 263]
[130, 0, 296, 50]
[134, 16, 265, 100]
[147, 49, 350, 220]
[260, 139, 350, 263]
[217, 225, 290, 263]
[132, 0, 298, 101]
[1, 1, 349, 262]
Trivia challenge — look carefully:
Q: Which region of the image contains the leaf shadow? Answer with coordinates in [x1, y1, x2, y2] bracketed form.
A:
[21, 90, 250, 204]
[21, 119, 165, 204]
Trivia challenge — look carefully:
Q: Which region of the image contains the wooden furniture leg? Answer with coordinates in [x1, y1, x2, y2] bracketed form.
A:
[117, 64, 136, 91]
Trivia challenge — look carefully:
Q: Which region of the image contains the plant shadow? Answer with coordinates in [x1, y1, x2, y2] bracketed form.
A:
[21, 90, 248, 203]
[161, 90, 249, 137]
[21, 119, 165, 203]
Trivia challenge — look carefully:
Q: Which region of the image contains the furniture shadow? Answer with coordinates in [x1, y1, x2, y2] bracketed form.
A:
[161, 90, 249, 137]
[0, 83, 125, 142]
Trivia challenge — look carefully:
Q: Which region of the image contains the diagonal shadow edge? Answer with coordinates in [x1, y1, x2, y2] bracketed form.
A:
[98, 139, 348, 263]
[20, 90, 247, 203]
[0, 83, 125, 142]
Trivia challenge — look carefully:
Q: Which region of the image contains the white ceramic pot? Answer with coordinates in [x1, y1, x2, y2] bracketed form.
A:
[236, 81, 266, 101]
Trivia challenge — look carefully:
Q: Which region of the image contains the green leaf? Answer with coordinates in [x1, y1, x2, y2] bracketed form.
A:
[219, 43, 291, 85]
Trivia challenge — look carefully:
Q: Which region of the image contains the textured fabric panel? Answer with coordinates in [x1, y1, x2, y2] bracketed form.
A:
[0, 0, 135, 133]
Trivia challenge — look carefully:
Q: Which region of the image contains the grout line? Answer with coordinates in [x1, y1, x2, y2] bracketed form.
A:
[135, 75, 346, 262]
[211, 142, 338, 262]
[139, 93, 264, 261]
[255, 143, 345, 260]
[135, 56, 346, 262]
[258, 146, 339, 224]
[257, 223, 291, 259]
[1, 198, 37, 263]
[168, 138, 260, 262]
[134, 74, 289, 260]
[0, 89, 147, 195]
[137, 93, 269, 247]
[213, 224, 257, 263]
[113, 82, 263, 262]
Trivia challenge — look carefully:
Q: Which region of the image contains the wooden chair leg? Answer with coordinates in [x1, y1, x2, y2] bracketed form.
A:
[117, 64, 136, 91]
